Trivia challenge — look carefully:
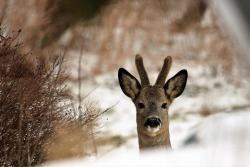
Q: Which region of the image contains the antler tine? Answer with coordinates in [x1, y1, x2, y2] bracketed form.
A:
[155, 56, 172, 86]
[135, 54, 150, 86]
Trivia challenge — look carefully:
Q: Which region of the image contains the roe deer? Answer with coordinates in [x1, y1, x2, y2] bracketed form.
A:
[118, 55, 188, 150]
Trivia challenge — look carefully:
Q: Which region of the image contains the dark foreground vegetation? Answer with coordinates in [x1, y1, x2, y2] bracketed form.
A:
[0, 30, 98, 166]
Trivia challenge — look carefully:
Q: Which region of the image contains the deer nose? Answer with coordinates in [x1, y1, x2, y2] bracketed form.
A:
[144, 116, 162, 128]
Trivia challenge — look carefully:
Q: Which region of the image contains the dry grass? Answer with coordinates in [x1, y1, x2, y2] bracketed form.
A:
[0, 30, 65, 166]
[44, 109, 97, 161]
[62, 0, 237, 77]
[0, 0, 113, 52]
[1, 0, 239, 78]
[44, 124, 92, 161]
[0, 30, 100, 166]
[0, 2, 244, 164]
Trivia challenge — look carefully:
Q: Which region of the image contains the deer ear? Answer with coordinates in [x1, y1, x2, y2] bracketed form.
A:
[164, 69, 188, 99]
[118, 68, 141, 99]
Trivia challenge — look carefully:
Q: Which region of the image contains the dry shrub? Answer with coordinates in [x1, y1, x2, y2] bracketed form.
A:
[0, 30, 98, 166]
[0, 30, 67, 166]
[56, 0, 236, 81]
[64, 0, 237, 76]
[44, 124, 92, 161]
[1, 0, 113, 52]
[44, 102, 99, 161]
[1, 0, 239, 77]
[44, 125, 96, 161]
[40, 0, 113, 48]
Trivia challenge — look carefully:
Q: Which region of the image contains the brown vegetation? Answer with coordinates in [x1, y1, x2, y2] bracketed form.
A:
[0, 1, 244, 164]
[1, 0, 238, 77]
[0, 30, 64, 166]
[0, 30, 98, 166]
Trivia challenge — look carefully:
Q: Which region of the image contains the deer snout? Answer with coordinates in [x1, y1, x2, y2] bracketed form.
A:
[144, 116, 162, 129]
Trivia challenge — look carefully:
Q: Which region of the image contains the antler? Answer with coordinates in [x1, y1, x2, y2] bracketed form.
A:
[135, 54, 150, 86]
[155, 56, 172, 86]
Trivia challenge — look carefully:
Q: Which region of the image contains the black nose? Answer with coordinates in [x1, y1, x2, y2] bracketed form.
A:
[144, 117, 162, 128]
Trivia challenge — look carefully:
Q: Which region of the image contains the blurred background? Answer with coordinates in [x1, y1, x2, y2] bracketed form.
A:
[0, 0, 249, 166]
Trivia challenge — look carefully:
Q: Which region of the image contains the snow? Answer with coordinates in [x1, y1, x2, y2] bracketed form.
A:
[54, 26, 250, 165]
[39, 26, 250, 167]
[62, 58, 250, 156]
[40, 110, 250, 167]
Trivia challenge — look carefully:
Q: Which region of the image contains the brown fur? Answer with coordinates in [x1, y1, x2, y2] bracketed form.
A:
[135, 86, 171, 150]
[118, 55, 188, 151]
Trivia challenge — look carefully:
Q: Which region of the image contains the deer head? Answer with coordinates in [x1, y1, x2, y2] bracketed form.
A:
[118, 55, 188, 150]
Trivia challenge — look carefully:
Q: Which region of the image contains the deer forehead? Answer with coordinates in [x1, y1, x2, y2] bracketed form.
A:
[136, 86, 168, 103]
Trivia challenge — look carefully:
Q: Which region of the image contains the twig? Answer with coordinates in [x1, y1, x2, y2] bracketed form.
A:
[55, 48, 66, 82]
[17, 104, 23, 166]
[0, 0, 8, 25]
[85, 102, 119, 125]
[81, 86, 98, 101]
[78, 47, 83, 106]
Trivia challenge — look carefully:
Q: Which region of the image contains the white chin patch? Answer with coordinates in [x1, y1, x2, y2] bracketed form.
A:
[146, 126, 160, 134]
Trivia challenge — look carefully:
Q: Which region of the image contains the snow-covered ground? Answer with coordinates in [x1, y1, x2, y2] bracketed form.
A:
[41, 109, 250, 167]
[43, 4, 250, 162]
[38, 35, 250, 165]
[62, 58, 250, 158]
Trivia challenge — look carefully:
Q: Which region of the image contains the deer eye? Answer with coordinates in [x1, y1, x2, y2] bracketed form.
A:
[138, 102, 145, 109]
[161, 103, 168, 109]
